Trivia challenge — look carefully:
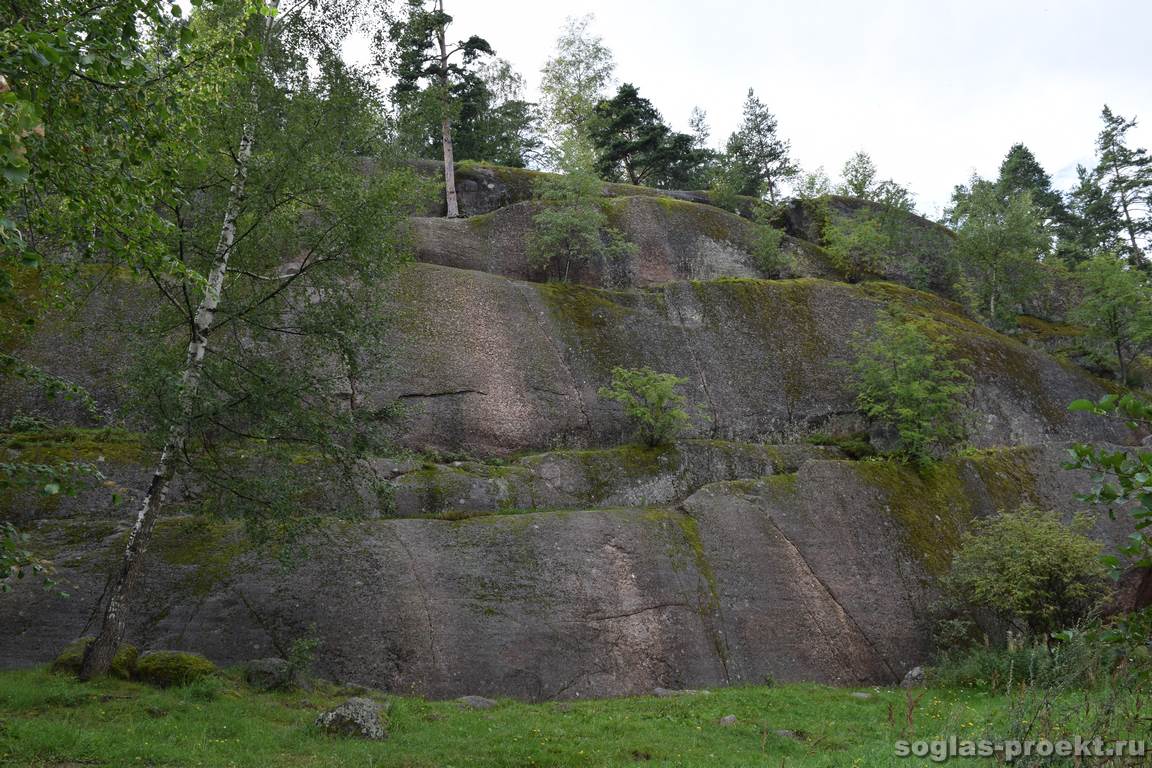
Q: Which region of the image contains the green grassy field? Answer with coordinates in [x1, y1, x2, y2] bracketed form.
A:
[0, 668, 1076, 767]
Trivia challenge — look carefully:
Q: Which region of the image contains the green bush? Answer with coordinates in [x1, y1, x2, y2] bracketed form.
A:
[598, 367, 692, 447]
[528, 137, 636, 282]
[942, 505, 1110, 639]
[135, 650, 217, 688]
[50, 637, 138, 680]
[929, 638, 1106, 691]
[848, 313, 971, 462]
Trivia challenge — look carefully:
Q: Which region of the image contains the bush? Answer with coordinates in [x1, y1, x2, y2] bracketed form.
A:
[135, 650, 217, 688]
[929, 636, 1108, 691]
[51, 637, 138, 680]
[942, 505, 1110, 639]
[528, 137, 636, 282]
[848, 313, 971, 462]
[598, 367, 692, 447]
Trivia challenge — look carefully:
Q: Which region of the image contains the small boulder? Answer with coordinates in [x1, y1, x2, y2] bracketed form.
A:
[51, 637, 138, 680]
[136, 650, 216, 688]
[775, 729, 803, 741]
[849, 691, 872, 700]
[653, 687, 707, 698]
[718, 715, 738, 727]
[315, 697, 388, 740]
[900, 666, 926, 689]
[245, 658, 295, 692]
[457, 695, 497, 710]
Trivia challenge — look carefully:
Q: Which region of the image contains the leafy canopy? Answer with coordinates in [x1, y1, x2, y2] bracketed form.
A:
[1070, 254, 1152, 385]
[528, 137, 635, 282]
[849, 313, 971, 462]
[943, 505, 1109, 638]
[598, 367, 692, 448]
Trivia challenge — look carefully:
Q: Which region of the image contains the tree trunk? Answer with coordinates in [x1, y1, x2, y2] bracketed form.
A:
[1109, 155, 1143, 265]
[79, 11, 271, 680]
[436, 0, 458, 218]
[1116, 338, 1129, 387]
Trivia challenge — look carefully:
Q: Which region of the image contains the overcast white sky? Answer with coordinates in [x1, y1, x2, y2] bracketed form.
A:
[344, 0, 1152, 217]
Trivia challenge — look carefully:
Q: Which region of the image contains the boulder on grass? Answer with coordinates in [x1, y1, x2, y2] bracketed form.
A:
[135, 650, 216, 688]
[315, 697, 388, 740]
[245, 658, 295, 691]
[50, 637, 138, 680]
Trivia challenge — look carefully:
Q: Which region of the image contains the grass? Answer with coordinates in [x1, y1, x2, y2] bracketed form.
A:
[0, 668, 1095, 767]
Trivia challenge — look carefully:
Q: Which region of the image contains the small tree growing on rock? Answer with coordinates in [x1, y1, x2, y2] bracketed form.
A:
[849, 313, 972, 462]
[943, 505, 1111, 641]
[598, 367, 691, 448]
[528, 137, 635, 282]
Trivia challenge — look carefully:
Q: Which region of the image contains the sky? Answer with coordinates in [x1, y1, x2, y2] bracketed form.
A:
[343, 0, 1152, 217]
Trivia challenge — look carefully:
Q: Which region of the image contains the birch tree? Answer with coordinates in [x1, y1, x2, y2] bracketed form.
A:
[80, 0, 406, 679]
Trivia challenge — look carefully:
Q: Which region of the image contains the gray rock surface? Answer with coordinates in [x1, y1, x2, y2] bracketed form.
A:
[245, 658, 295, 691]
[457, 695, 498, 709]
[900, 666, 926, 689]
[0, 442, 1129, 700]
[314, 697, 387, 740]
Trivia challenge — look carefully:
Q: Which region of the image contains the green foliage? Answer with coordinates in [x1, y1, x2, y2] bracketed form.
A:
[598, 367, 691, 448]
[1069, 254, 1152, 384]
[1093, 106, 1152, 268]
[135, 651, 217, 688]
[837, 151, 878, 199]
[1059, 163, 1122, 263]
[0, 0, 200, 279]
[587, 84, 707, 189]
[385, 3, 538, 167]
[287, 626, 322, 678]
[996, 143, 1067, 226]
[720, 89, 797, 203]
[1066, 393, 1152, 575]
[849, 314, 971, 462]
[948, 177, 1050, 327]
[823, 207, 892, 281]
[792, 166, 832, 199]
[929, 634, 1117, 691]
[528, 138, 635, 281]
[51, 638, 138, 680]
[942, 505, 1109, 638]
[539, 15, 616, 148]
[1, 522, 55, 594]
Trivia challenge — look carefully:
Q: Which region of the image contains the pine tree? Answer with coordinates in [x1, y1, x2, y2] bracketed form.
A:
[586, 84, 706, 188]
[387, 0, 493, 217]
[722, 89, 797, 203]
[1094, 106, 1152, 268]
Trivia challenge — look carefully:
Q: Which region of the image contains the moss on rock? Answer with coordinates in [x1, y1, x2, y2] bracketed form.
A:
[51, 637, 138, 679]
[850, 459, 973, 575]
[136, 650, 217, 688]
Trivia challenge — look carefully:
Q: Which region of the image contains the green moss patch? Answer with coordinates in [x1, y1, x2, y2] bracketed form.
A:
[135, 651, 217, 688]
[51, 637, 138, 680]
[850, 459, 973, 575]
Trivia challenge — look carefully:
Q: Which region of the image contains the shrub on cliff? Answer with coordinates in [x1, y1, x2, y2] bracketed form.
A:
[528, 137, 635, 282]
[942, 505, 1110, 640]
[848, 314, 972, 462]
[598, 367, 691, 448]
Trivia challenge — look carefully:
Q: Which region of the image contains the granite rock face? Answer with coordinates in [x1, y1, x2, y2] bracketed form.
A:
[0, 443, 1129, 699]
[0, 163, 1140, 701]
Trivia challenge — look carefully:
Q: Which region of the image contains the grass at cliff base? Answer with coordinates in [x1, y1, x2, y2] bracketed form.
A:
[0, 668, 1119, 767]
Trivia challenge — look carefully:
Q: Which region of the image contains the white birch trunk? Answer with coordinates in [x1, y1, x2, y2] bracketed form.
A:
[80, 5, 275, 679]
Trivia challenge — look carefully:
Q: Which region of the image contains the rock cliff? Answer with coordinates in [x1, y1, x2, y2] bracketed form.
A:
[0, 164, 1137, 698]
